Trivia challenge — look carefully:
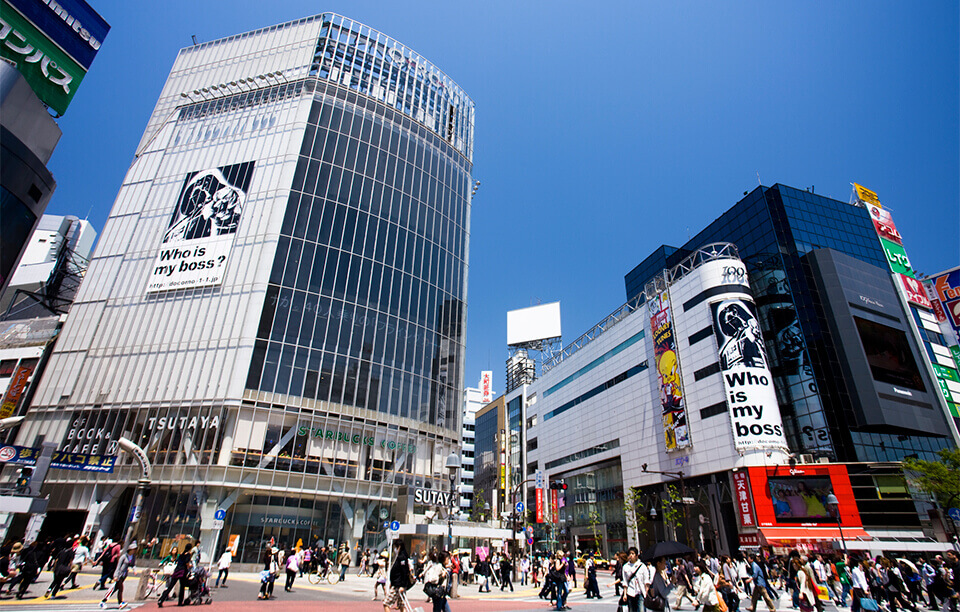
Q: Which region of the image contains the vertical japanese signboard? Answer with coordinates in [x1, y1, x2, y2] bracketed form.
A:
[0, 358, 37, 418]
[649, 290, 690, 451]
[480, 371, 492, 404]
[732, 470, 755, 528]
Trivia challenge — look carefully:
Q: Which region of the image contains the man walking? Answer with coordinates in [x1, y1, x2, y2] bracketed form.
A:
[746, 553, 778, 612]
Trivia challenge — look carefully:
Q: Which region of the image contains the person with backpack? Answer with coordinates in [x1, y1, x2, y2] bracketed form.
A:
[95, 539, 122, 590]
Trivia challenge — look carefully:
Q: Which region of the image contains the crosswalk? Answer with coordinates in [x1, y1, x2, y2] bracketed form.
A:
[0, 604, 143, 612]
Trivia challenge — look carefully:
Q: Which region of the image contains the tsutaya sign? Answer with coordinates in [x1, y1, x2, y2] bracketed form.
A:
[413, 487, 453, 507]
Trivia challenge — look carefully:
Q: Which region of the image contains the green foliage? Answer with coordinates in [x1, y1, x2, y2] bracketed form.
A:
[470, 487, 488, 522]
[588, 509, 603, 551]
[903, 448, 960, 507]
[623, 487, 649, 547]
[662, 484, 684, 539]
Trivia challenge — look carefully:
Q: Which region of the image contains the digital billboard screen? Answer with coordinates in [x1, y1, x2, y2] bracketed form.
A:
[767, 475, 835, 523]
[854, 317, 926, 391]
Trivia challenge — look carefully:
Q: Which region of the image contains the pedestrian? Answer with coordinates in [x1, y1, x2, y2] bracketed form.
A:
[500, 553, 514, 592]
[795, 557, 818, 612]
[45, 538, 75, 599]
[94, 539, 119, 590]
[258, 547, 279, 600]
[15, 542, 40, 599]
[68, 535, 90, 589]
[746, 553, 778, 612]
[694, 562, 722, 612]
[157, 541, 194, 607]
[566, 550, 577, 589]
[100, 542, 136, 609]
[337, 544, 351, 582]
[373, 551, 388, 600]
[475, 555, 491, 592]
[673, 557, 699, 609]
[552, 551, 570, 611]
[214, 548, 232, 588]
[449, 552, 461, 597]
[383, 539, 413, 612]
[424, 550, 451, 612]
[585, 554, 601, 599]
[651, 556, 675, 612]
[0, 544, 18, 594]
[617, 547, 646, 612]
[284, 547, 299, 592]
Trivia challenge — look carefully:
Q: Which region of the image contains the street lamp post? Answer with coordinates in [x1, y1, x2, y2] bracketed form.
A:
[642, 463, 694, 546]
[824, 493, 847, 556]
[117, 437, 152, 552]
[445, 453, 461, 552]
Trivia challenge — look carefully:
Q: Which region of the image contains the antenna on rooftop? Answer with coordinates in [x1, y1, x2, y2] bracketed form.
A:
[191, 35, 200, 45]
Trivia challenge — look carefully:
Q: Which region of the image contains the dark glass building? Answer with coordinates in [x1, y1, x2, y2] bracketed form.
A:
[625, 184, 955, 465]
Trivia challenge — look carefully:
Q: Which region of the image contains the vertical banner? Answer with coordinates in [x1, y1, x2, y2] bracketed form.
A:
[0, 358, 38, 418]
[649, 291, 691, 451]
[147, 161, 254, 293]
[549, 489, 558, 524]
[731, 470, 755, 528]
[535, 487, 544, 523]
[711, 299, 788, 451]
[480, 371, 492, 404]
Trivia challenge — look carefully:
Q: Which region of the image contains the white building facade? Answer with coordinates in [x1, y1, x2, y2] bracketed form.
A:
[12, 13, 474, 564]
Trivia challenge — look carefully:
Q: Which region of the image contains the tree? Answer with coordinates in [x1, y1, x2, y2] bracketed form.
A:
[469, 487, 488, 522]
[587, 508, 604, 553]
[903, 448, 960, 507]
[661, 484, 684, 541]
[623, 487, 650, 548]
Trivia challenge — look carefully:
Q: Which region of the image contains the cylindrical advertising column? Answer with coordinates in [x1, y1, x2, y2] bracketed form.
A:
[700, 259, 790, 465]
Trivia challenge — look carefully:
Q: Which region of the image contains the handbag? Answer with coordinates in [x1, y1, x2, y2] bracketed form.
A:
[799, 593, 814, 612]
[715, 585, 729, 612]
[816, 584, 830, 601]
[644, 589, 666, 612]
[859, 598, 880, 612]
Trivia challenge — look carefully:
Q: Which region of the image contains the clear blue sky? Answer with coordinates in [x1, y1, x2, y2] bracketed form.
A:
[44, 1, 959, 395]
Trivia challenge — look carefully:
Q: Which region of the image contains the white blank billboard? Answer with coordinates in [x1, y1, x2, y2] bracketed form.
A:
[507, 302, 561, 346]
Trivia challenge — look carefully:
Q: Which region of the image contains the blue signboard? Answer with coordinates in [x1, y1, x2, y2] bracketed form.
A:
[214, 509, 227, 521]
[515, 502, 525, 514]
[5, 0, 110, 69]
[0, 444, 115, 473]
[390, 520, 400, 531]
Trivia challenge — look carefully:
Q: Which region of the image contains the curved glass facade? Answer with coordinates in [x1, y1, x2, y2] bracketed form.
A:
[246, 65, 470, 431]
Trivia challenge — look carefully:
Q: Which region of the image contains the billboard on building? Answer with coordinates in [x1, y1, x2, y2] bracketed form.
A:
[866, 203, 902, 245]
[930, 269, 960, 339]
[0, 0, 109, 115]
[0, 357, 37, 418]
[649, 291, 690, 451]
[146, 162, 254, 294]
[711, 298, 788, 451]
[897, 274, 932, 310]
[507, 302, 561, 346]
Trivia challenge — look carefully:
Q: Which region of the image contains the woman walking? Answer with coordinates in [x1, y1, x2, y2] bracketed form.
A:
[258, 547, 279, 600]
[694, 562, 722, 612]
[423, 551, 451, 612]
[284, 547, 299, 592]
[157, 542, 193, 607]
[100, 542, 136, 609]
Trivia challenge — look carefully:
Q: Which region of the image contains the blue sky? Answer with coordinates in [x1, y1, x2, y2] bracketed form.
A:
[44, 1, 958, 394]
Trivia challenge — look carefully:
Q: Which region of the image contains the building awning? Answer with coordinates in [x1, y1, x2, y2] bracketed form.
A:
[759, 526, 872, 545]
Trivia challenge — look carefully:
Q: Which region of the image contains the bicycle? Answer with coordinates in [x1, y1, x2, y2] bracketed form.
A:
[307, 564, 337, 585]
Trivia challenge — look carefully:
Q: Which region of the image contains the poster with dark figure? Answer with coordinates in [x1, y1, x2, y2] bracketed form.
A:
[715, 301, 767, 370]
[147, 161, 254, 293]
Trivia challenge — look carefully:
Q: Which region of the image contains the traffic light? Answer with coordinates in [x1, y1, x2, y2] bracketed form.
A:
[549, 479, 567, 490]
[16, 467, 32, 491]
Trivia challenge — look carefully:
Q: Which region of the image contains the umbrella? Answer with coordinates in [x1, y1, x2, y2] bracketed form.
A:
[896, 558, 918, 573]
[641, 541, 695, 561]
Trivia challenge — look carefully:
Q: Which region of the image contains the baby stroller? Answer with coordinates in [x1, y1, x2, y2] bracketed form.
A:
[184, 566, 213, 605]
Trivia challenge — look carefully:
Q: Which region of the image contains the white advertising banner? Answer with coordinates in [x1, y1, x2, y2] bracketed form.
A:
[146, 161, 254, 293]
[711, 298, 788, 451]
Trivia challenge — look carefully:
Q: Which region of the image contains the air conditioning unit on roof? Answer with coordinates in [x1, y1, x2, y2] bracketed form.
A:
[799, 454, 814, 464]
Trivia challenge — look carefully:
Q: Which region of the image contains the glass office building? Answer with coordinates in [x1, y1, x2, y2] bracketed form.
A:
[14, 14, 473, 563]
[625, 185, 955, 465]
